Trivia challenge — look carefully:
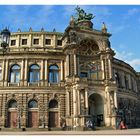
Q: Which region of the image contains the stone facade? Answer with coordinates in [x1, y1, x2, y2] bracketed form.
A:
[0, 11, 140, 130]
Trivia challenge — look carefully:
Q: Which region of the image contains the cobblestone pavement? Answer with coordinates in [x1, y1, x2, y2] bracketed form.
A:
[0, 129, 140, 135]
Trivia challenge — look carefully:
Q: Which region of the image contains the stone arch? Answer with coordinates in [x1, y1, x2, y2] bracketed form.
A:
[27, 98, 39, 128]
[48, 98, 59, 128]
[6, 99, 18, 128]
[88, 93, 104, 126]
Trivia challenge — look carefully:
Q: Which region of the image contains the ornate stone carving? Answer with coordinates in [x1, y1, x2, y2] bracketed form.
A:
[75, 6, 95, 21]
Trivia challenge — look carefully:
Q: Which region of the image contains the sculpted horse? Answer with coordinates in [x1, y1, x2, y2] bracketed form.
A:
[75, 6, 95, 21]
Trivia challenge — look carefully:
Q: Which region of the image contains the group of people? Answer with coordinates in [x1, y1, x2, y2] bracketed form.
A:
[118, 120, 127, 130]
[116, 118, 127, 130]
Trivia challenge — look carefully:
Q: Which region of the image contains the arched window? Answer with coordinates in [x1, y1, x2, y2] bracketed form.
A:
[49, 65, 59, 83]
[10, 64, 20, 83]
[29, 64, 40, 83]
[28, 100, 38, 108]
[49, 99, 58, 108]
[8, 100, 17, 108]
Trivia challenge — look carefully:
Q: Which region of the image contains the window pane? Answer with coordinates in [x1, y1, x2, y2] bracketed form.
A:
[49, 65, 58, 70]
[8, 100, 17, 108]
[28, 100, 38, 108]
[12, 65, 20, 70]
[22, 39, 27, 45]
[29, 65, 40, 83]
[57, 40, 62, 46]
[49, 65, 59, 83]
[11, 40, 16, 46]
[36, 72, 40, 82]
[45, 39, 51, 45]
[10, 72, 15, 83]
[15, 72, 20, 83]
[80, 72, 88, 78]
[49, 100, 58, 108]
[30, 65, 40, 69]
[49, 72, 53, 83]
[54, 71, 58, 83]
[29, 71, 33, 82]
[10, 65, 20, 83]
[33, 39, 39, 45]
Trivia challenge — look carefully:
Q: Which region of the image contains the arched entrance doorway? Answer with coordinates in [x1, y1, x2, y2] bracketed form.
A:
[7, 100, 18, 128]
[88, 93, 104, 126]
[28, 99, 39, 128]
[48, 99, 59, 128]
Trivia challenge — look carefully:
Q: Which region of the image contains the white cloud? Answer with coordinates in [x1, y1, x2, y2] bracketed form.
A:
[114, 49, 133, 61]
[127, 8, 139, 16]
[127, 59, 140, 67]
[63, 5, 112, 22]
[113, 47, 140, 71]
[111, 25, 130, 34]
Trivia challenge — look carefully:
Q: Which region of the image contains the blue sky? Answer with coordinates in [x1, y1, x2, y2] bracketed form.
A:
[0, 5, 140, 72]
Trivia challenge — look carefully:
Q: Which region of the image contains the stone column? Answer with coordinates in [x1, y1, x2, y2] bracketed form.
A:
[114, 91, 117, 108]
[85, 88, 88, 115]
[2, 94, 6, 127]
[66, 55, 69, 76]
[44, 59, 48, 86]
[4, 60, 9, 86]
[17, 34, 21, 47]
[66, 91, 70, 116]
[2, 60, 5, 82]
[41, 34, 44, 47]
[73, 87, 77, 127]
[73, 88, 77, 116]
[107, 91, 111, 115]
[24, 59, 28, 86]
[29, 34, 32, 47]
[77, 90, 80, 115]
[40, 60, 44, 86]
[53, 34, 57, 48]
[60, 60, 64, 81]
[20, 59, 24, 86]
[101, 59, 105, 80]
[108, 59, 112, 79]
[74, 54, 77, 75]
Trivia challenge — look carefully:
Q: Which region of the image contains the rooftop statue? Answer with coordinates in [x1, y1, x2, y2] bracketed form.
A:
[75, 6, 95, 21]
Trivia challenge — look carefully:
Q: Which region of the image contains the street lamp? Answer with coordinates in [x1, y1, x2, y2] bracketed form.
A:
[0, 28, 10, 49]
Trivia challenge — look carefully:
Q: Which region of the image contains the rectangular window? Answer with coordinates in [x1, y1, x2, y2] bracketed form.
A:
[57, 40, 62, 46]
[22, 39, 27, 45]
[11, 40, 16, 46]
[33, 39, 39, 45]
[45, 39, 51, 45]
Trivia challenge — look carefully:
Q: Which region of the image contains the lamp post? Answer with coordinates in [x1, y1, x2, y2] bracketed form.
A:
[0, 28, 10, 53]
